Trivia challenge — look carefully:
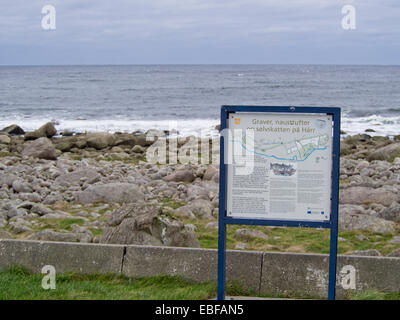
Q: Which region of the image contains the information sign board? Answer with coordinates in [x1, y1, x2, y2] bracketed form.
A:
[217, 106, 341, 300]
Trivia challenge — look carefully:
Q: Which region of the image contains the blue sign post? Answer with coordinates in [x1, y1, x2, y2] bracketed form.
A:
[217, 105, 341, 300]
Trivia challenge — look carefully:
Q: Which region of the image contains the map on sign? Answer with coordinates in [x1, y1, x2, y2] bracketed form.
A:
[226, 113, 333, 222]
[235, 133, 330, 162]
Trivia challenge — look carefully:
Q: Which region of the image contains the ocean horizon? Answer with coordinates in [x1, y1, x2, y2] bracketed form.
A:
[1, 64, 399, 137]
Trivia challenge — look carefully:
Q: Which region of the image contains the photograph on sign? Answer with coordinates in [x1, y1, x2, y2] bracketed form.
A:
[226, 112, 333, 222]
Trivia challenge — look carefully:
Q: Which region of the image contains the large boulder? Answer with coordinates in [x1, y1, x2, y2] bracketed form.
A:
[235, 229, 269, 241]
[85, 133, 116, 150]
[24, 122, 57, 140]
[21, 137, 57, 160]
[75, 183, 145, 204]
[174, 199, 214, 219]
[164, 169, 196, 183]
[27, 229, 92, 243]
[367, 143, 400, 162]
[378, 203, 400, 223]
[101, 203, 199, 247]
[55, 167, 101, 186]
[0, 134, 11, 144]
[339, 186, 398, 206]
[1, 124, 25, 136]
[339, 204, 396, 234]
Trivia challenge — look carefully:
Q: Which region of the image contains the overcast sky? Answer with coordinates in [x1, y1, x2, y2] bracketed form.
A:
[1, 0, 399, 65]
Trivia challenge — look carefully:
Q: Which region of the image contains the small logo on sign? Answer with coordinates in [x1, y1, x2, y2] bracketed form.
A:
[234, 118, 241, 125]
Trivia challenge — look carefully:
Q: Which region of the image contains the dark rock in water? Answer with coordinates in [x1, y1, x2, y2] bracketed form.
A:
[365, 128, 376, 132]
[340, 130, 346, 135]
[24, 122, 57, 140]
[21, 137, 58, 160]
[1, 124, 25, 136]
[215, 124, 221, 132]
[101, 203, 199, 247]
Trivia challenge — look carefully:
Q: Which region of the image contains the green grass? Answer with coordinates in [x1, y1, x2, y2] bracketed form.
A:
[1, 266, 399, 300]
[37, 218, 85, 232]
[345, 290, 400, 300]
[185, 219, 400, 255]
[161, 198, 187, 210]
[0, 266, 217, 300]
[0, 151, 16, 158]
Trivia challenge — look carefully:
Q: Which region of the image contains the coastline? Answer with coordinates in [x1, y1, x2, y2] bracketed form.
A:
[0, 122, 399, 257]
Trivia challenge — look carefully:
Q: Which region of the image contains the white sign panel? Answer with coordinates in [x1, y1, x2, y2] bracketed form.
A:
[226, 112, 333, 222]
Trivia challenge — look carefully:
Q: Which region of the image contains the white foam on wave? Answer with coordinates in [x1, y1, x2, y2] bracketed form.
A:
[1, 114, 398, 137]
[0, 117, 221, 137]
[341, 114, 400, 136]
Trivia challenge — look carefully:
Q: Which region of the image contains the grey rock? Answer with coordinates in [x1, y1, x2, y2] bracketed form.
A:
[175, 199, 214, 219]
[378, 203, 400, 223]
[0, 173, 18, 187]
[55, 167, 101, 186]
[203, 166, 218, 180]
[235, 229, 269, 241]
[24, 122, 57, 140]
[75, 183, 145, 204]
[12, 180, 32, 193]
[18, 192, 42, 203]
[0, 134, 11, 144]
[132, 145, 145, 153]
[85, 133, 116, 150]
[339, 186, 398, 206]
[339, 204, 396, 234]
[356, 235, 368, 241]
[235, 243, 248, 250]
[164, 170, 195, 183]
[12, 225, 32, 234]
[387, 248, 400, 257]
[101, 203, 199, 248]
[31, 203, 53, 216]
[21, 137, 57, 160]
[1, 124, 25, 136]
[40, 212, 72, 219]
[350, 249, 382, 257]
[0, 230, 13, 239]
[27, 230, 87, 243]
[389, 236, 400, 244]
[205, 221, 218, 230]
[367, 143, 400, 162]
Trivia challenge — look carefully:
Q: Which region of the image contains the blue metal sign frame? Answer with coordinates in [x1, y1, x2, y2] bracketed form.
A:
[217, 105, 341, 300]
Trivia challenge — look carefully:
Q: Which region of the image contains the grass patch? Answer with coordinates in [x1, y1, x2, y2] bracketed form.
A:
[161, 198, 186, 210]
[0, 266, 216, 300]
[0, 151, 16, 158]
[1, 266, 398, 300]
[345, 290, 400, 300]
[38, 218, 85, 232]
[184, 219, 400, 255]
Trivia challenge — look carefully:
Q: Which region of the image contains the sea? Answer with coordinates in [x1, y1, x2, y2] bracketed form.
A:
[0, 64, 399, 137]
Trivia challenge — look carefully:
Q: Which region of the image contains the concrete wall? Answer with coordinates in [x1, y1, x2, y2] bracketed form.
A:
[1, 239, 399, 298]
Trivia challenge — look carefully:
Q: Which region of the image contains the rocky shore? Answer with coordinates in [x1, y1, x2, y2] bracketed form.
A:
[0, 122, 399, 257]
